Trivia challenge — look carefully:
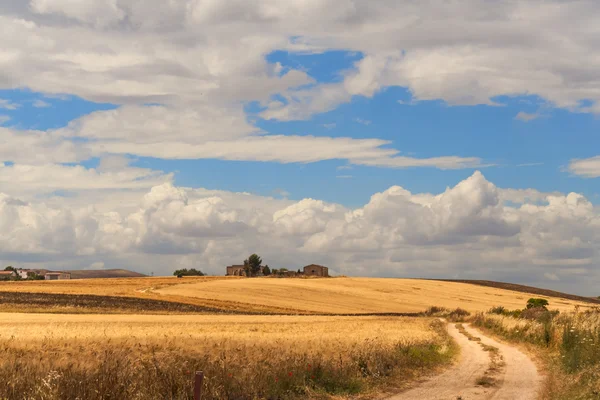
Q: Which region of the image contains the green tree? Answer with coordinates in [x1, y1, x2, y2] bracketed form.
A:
[263, 265, 271, 276]
[526, 298, 549, 310]
[4, 266, 16, 273]
[246, 254, 262, 276]
[173, 268, 205, 277]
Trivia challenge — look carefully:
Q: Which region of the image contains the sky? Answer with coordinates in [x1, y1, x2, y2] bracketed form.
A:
[1, 0, 600, 295]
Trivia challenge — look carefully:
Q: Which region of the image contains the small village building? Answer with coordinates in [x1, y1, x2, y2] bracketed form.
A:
[226, 265, 246, 276]
[44, 272, 71, 280]
[0, 271, 16, 280]
[303, 264, 329, 277]
[16, 269, 29, 279]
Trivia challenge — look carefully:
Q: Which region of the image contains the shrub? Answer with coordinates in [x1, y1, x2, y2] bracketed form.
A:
[526, 298, 549, 310]
[489, 306, 506, 315]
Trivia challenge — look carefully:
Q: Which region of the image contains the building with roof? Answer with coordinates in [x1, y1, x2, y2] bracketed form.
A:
[303, 264, 329, 277]
[226, 265, 246, 276]
[44, 272, 71, 280]
[0, 271, 16, 280]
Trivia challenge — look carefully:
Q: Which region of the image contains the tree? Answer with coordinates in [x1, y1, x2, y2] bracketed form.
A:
[263, 265, 271, 276]
[4, 266, 16, 273]
[173, 268, 205, 277]
[246, 254, 262, 276]
[526, 298, 549, 310]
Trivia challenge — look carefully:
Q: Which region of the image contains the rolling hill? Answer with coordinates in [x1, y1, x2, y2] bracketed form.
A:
[156, 277, 594, 314]
[0, 276, 594, 314]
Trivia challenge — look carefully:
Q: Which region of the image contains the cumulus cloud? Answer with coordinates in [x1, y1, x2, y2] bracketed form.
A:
[1, 172, 599, 293]
[0, 1, 598, 118]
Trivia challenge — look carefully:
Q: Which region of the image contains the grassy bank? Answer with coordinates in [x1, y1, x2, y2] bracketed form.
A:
[0, 315, 455, 400]
[472, 306, 600, 399]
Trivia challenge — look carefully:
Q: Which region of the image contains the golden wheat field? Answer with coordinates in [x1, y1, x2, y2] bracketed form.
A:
[0, 313, 436, 345]
[0, 276, 591, 314]
[0, 313, 452, 399]
[156, 277, 591, 313]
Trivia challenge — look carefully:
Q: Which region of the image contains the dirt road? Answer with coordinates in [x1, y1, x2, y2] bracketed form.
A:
[388, 323, 542, 400]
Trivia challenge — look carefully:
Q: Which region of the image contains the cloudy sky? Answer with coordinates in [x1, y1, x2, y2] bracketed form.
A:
[1, 0, 600, 295]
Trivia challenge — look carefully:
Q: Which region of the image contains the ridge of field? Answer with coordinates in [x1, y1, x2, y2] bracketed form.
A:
[436, 279, 600, 304]
[157, 277, 591, 314]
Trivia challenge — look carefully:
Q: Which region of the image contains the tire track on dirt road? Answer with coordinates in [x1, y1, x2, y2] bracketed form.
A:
[388, 323, 542, 400]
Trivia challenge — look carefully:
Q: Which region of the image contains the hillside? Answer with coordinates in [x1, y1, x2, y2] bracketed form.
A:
[156, 277, 593, 314]
[0, 276, 593, 314]
[437, 279, 600, 305]
[67, 269, 147, 279]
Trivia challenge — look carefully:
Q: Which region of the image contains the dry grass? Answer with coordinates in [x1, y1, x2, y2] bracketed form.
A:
[157, 277, 592, 314]
[0, 313, 453, 399]
[473, 308, 600, 400]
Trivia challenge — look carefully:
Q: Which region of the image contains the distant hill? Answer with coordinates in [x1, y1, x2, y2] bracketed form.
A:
[68, 269, 147, 279]
[437, 280, 600, 305]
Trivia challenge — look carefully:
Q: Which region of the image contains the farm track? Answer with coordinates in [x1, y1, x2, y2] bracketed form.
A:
[388, 323, 541, 400]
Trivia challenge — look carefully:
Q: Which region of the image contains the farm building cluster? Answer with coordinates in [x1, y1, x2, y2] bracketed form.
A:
[226, 264, 329, 277]
[0, 269, 71, 281]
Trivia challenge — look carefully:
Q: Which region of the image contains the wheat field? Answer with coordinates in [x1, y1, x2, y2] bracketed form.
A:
[156, 277, 591, 314]
[0, 313, 451, 399]
[0, 276, 591, 314]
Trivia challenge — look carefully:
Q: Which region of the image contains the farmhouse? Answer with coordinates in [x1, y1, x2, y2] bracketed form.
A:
[303, 264, 329, 277]
[44, 272, 71, 280]
[0, 271, 16, 280]
[226, 265, 246, 276]
[16, 269, 29, 279]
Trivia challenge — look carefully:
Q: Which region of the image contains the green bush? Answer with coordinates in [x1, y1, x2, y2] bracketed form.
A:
[526, 298, 549, 310]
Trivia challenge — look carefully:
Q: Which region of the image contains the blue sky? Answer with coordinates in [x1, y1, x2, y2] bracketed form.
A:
[2, 50, 598, 207]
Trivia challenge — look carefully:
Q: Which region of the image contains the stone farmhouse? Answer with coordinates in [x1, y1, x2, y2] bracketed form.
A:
[303, 264, 329, 277]
[226, 265, 246, 276]
[44, 272, 71, 280]
[226, 263, 329, 277]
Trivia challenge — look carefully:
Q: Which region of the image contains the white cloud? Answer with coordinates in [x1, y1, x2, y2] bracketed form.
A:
[30, 0, 126, 28]
[515, 112, 540, 122]
[354, 118, 372, 126]
[0, 115, 9, 125]
[32, 99, 51, 108]
[0, 163, 172, 197]
[51, 105, 484, 169]
[568, 156, 600, 178]
[0, 1, 597, 118]
[0, 99, 18, 110]
[1, 172, 599, 293]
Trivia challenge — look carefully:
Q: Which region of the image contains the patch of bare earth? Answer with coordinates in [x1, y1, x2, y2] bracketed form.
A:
[387, 323, 542, 400]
